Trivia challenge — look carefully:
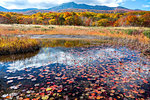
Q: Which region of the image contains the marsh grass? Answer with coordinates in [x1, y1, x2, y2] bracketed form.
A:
[0, 25, 149, 39]
[0, 36, 40, 55]
[0, 24, 149, 57]
[40, 38, 109, 48]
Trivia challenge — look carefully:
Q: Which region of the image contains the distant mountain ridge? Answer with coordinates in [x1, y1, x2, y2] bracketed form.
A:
[0, 6, 8, 11]
[0, 2, 140, 14]
[0, 7, 38, 12]
[58, 8, 134, 14]
[10, 8, 38, 12]
[48, 2, 129, 11]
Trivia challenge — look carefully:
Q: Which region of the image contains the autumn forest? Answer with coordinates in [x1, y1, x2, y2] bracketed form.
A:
[0, 11, 150, 27]
[0, 3, 150, 99]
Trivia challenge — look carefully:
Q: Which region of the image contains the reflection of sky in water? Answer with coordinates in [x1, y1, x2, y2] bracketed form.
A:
[0, 47, 149, 99]
[0, 47, 149, 74]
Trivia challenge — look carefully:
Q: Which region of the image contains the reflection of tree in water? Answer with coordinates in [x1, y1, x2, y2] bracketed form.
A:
[0, 46, 149, 99]
[0, 50, 40, 62]
[41, 39, 104, 48]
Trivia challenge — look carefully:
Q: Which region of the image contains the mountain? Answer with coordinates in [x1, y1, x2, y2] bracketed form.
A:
[0, 6, 38, 12]
[22, 10, 50, 15]
[10, 8, 38, 12]
[0, 2, 137, 14]
[0, 6, 9, 12]
[58, 9, 132, 13]
[48, 2, 129, 11]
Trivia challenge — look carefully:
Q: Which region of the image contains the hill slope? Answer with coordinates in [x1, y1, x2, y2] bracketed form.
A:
[0, 2, 137, 14]
[0, 6, 9, 12]
[48, 2, 129, 11]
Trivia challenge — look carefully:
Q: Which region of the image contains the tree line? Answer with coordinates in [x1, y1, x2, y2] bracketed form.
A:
[0, 11, 149, 27]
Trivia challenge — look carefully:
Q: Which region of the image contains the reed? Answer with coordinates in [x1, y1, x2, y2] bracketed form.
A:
[0, 24, 149, 56]
[0, 36, 40, 55]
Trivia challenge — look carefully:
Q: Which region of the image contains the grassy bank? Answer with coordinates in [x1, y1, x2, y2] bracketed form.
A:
[0, 37, 40, 55]
[0, 24, 149, 57]
[0, 24, 149, 43]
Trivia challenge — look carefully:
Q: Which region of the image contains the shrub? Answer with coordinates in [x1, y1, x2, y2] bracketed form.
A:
[34, 26, 41, 28]
[0, 37, 40, 55]
[98, 19, 109, 27]
[143, 30, 150, 38]
[41, 28, 48, 31]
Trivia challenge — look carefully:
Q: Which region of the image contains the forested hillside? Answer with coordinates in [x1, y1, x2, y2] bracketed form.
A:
[0, 11, 149, 27]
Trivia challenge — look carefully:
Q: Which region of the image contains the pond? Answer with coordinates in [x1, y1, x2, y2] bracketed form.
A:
[17, 34, 103, 39]
[0, 46, 149, 99]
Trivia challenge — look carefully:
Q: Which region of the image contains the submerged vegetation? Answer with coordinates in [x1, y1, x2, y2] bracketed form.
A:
[0, 36, 40, 55]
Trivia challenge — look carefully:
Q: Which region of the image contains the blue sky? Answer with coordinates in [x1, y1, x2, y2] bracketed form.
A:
[0, 0, 149, 10]
[120, 0, 150, 10]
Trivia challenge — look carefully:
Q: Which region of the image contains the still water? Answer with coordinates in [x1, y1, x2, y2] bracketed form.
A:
[0, 46, 149, 99]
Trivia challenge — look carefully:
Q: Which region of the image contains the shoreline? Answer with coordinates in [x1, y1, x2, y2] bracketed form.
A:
[0, 37, 40, 56]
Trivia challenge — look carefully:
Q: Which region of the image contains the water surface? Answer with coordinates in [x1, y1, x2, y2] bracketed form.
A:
[0, 46, 149, 99]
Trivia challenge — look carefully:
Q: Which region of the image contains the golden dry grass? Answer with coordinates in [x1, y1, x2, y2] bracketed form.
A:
[0, 24, 149, 56]
[0, 37, 40, 55]
[0, 24, 149, 41]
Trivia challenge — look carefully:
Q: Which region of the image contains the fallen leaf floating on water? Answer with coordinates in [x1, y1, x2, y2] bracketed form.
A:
[7, 80, 13, 84]
[1, 47, 149, 99]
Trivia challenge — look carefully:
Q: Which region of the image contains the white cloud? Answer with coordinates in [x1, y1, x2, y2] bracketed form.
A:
[142, 5, 150, 8]
[78, 0, 125, 7]
[0, 0, 126, 9]
[97, 0, 125, 7]
[28, 0, 71, 4]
